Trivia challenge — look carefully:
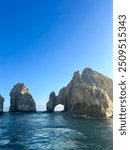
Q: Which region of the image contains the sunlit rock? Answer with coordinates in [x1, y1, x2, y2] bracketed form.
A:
[46, 68, 113, 118]
[9, 83, 36, 112]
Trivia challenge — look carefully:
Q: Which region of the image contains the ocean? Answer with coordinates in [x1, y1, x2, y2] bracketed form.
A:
[0, 112, 113, 150]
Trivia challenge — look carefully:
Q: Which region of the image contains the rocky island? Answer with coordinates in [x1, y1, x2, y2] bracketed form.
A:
[0, 95, 4, 113]
[9, 83, 36, 112]
[46, 68, 113, 118]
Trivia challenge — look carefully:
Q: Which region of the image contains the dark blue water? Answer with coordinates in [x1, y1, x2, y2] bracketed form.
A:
[0, 112, 112, 150]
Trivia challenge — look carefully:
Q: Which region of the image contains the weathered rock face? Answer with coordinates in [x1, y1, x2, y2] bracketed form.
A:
[46, 92, 57, 113]
[0, 95, 4, 113]
[9, 83, 36, 112]
[46, 68, 113, 118]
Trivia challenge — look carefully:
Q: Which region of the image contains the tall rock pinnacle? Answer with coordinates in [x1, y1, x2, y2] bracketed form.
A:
[9, 83, 36, 112]
[0, 95, 4, 113]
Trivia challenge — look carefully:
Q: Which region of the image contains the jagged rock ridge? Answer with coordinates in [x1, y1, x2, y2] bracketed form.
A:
[0, 95, 4, 113]
[46, 68, 113, 118]
[9, 83, 36, 112]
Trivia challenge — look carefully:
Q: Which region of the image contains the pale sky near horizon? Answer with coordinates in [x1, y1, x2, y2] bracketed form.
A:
[0, 0, 112, 111]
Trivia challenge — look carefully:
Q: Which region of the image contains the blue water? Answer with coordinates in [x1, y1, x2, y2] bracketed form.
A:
[0, 112, 112, 150]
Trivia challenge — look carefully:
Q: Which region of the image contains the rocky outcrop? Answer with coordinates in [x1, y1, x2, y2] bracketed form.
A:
[9, 83, 36, 112]
[0, 95, 4, 113]
[46, 92, 57, 113]
[46, 68, 113, 118]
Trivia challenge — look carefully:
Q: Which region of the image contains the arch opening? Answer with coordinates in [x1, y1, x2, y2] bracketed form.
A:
[54, 104, 64, 112]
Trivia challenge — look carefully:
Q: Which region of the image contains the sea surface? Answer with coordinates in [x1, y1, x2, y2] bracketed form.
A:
[0, 112, 113, 150]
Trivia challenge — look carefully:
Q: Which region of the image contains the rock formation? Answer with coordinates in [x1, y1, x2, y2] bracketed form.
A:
[46, 68, 113, 118]
[9, 83, 36, 112]
[0, 95, 4, 113]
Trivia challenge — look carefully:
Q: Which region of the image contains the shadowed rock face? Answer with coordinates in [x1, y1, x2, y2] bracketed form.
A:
[9, 83, 36, 112]
[46, 68, 113, 118]
[0, 95, 4, 113]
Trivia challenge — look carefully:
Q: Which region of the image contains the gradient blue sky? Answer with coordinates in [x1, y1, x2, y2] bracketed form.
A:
[0, 0, 112, 111]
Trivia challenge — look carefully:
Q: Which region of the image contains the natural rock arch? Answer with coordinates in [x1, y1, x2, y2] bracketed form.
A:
[46, 91, 68, 113]
[46, 68, 113, 118]
[54, 104, 64, 112]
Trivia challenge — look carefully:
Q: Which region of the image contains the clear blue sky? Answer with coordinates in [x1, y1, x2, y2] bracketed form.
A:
[0, 0, 112, 111]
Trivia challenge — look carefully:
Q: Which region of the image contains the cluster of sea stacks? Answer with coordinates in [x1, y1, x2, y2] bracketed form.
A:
[0, 68, 113, 118]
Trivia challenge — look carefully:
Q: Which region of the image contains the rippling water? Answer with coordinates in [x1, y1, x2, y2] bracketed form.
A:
[0, 112, 112, 150]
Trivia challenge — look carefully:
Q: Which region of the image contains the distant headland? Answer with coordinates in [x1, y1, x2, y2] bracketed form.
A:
[0, 67, 113, 118]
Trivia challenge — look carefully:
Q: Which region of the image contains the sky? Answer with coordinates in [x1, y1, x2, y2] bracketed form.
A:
[0, 0, 112, 111]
